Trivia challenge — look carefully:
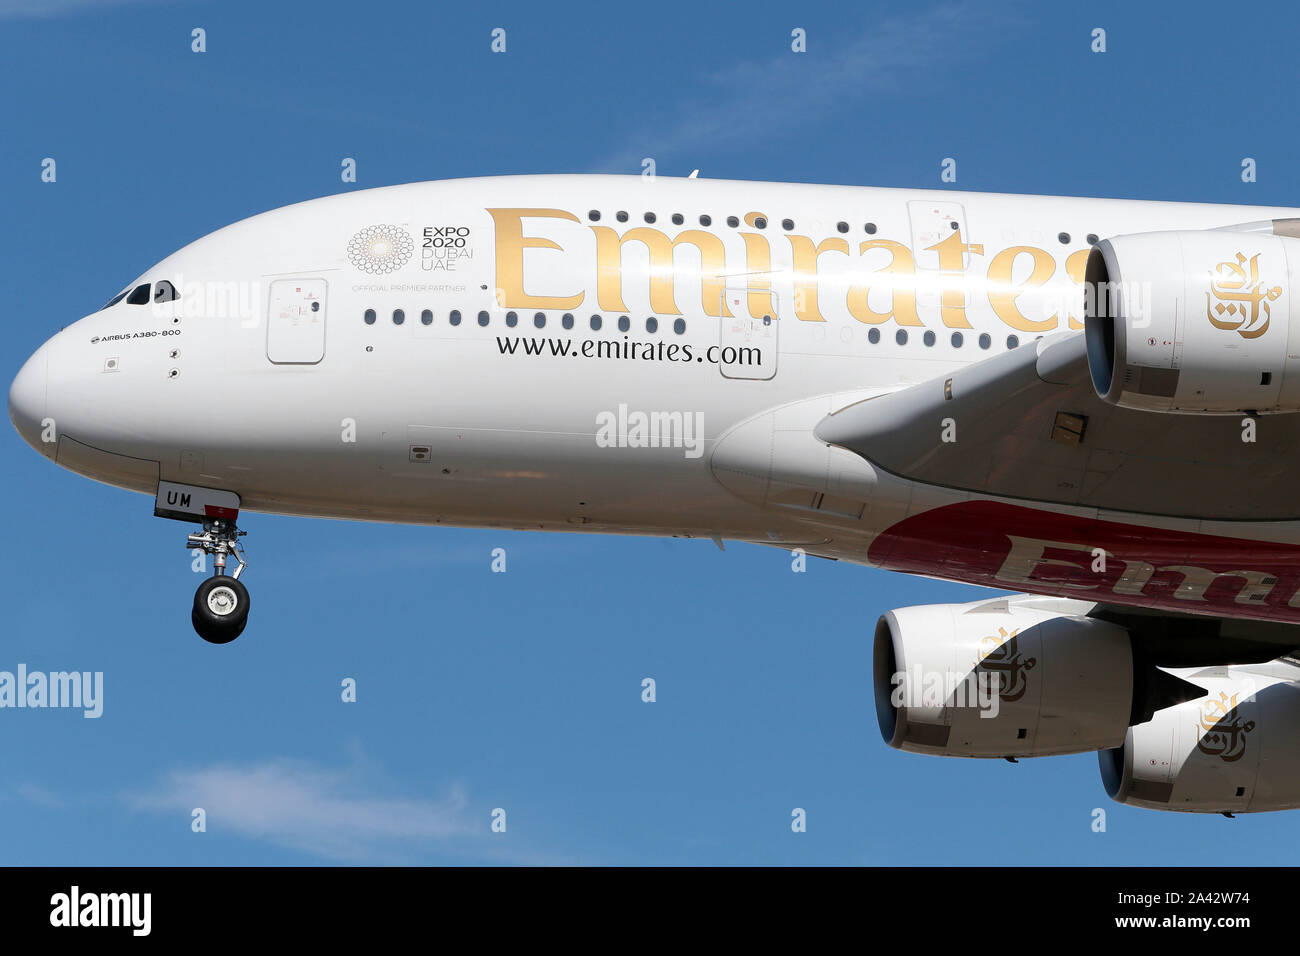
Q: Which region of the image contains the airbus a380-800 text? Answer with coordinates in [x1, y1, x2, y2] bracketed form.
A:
[14, 174, 1300, 814]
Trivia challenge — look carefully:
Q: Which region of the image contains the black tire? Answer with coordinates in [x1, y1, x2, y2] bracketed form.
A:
[192, 576, 250, 644]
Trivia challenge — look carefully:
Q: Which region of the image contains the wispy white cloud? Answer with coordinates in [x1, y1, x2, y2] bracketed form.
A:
[596, 1, 1021, 173]
[125, 759, 477, 863]
[15, 782, 68, 809]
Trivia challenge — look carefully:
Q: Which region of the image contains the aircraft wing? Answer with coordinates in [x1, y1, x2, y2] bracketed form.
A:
[813, 332, 1300, 521]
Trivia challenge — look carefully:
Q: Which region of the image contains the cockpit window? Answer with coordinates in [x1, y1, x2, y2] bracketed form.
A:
[126, 283, 151, 305]
[153, 280, 180, 303]
[101, 288, 131, 310]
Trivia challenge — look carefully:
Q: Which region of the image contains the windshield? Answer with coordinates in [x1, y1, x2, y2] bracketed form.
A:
[101, 287, 131, 310]
[100, 280, 181, 312]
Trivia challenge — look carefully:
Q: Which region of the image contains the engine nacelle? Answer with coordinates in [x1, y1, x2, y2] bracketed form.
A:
[1100, 666, 1300, 813]
[873, 598, 1134, 758]
[1084, 226, 1300, 413]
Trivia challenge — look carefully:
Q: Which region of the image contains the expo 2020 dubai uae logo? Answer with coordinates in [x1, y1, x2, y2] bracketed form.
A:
[347, 224, 414, 274]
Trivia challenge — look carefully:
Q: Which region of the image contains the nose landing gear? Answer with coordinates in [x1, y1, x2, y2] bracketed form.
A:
[187, 518, 250, 644]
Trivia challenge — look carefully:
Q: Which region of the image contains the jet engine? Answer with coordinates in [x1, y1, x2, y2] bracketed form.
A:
[874, 598, 1141, 758]
[1100, 665, 1300, 813]
[1084, 223, 1300, 414]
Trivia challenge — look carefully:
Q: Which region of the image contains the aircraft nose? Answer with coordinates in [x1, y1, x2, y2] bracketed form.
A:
[9, 340, 50, 454]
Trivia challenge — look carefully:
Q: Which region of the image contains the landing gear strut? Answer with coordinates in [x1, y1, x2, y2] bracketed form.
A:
[187, 518, 250, 644]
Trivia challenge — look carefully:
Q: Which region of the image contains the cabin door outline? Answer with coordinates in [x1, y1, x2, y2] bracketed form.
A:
[718, 286, 778, 381]
[266, 278, 327, 364]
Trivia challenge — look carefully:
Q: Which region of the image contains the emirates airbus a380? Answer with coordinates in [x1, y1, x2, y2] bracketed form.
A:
[13, 174, 1300, 814]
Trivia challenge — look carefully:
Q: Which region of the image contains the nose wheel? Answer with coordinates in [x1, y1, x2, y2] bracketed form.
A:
[187, 518, 250, 644]
[192, 575, 250, 644]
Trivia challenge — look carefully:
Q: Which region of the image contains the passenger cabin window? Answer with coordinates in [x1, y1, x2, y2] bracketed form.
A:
[153, 280, 180, 303]
[126, 283, 151, 305]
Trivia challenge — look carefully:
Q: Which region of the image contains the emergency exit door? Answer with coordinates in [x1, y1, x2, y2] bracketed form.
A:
[719, 287, 778, 380]
[907, 200, 970, 317]
[267, 278, 327, 364]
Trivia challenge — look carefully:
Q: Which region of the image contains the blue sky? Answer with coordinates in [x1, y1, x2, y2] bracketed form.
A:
[2, 0, 1298, 865]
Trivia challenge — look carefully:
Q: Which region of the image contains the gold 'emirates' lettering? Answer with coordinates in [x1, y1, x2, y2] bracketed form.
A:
[593, 227, 729, 316]
[787, 235, 849, 322]
[487, 208, 585, 309]
[986, 245, 1059, 332]
[488, 208, 1093, 333]
[739, 233, 777, 318]
[927, 230, 985, 329]
[846, 239, 922, 326]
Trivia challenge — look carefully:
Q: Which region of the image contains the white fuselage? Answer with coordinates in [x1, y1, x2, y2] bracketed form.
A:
[13, 175, 1300, 614]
